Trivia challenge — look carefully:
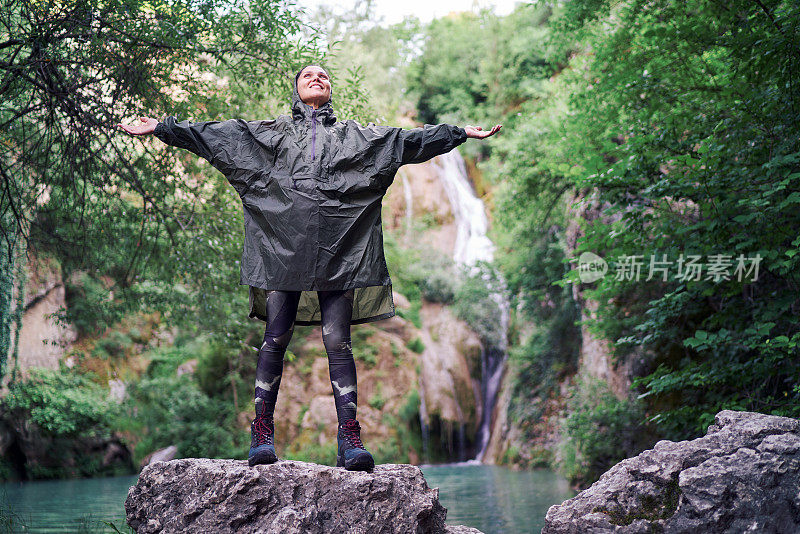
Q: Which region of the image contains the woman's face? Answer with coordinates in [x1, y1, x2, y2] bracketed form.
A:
[297, 66, 331, 109]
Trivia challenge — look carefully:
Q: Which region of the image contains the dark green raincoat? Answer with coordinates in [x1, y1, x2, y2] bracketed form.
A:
[153, 71, 468, 325]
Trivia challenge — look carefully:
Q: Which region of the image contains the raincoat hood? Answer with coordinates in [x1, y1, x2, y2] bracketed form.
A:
[291, 66, 337, 125]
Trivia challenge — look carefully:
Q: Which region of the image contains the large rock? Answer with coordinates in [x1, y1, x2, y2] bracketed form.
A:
[125, 458, 483, 533]
[543, 410, 800, 533]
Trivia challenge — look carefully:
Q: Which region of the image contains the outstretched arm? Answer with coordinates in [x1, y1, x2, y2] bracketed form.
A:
[395, 122, 502, 166]
[118, 115, 268, 197]
[118, 115, 258, 175]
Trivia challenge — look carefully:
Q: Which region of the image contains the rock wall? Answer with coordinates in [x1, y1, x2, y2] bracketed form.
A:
[482, 187, 641, 466]
[2, 251, 76, 389]
[563, 189, 632, 400]
[417, 301, 483, 457]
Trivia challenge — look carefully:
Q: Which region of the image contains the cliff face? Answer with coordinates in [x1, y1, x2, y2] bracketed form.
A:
[482, 188, 646, 472]
[563, 189, 632, 399]
[3, 252, 77, 389]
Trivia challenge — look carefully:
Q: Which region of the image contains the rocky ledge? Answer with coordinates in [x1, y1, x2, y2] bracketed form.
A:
[125, 458, 483, 533]
[543, 410, 800, 533]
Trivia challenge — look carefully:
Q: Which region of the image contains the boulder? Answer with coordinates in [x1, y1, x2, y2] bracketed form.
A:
[125, 458, 484, 534]
[543, 410, 800, 533]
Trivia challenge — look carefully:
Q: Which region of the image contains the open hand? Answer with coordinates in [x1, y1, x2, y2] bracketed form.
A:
[117, 117, 158, 136]
[464, 124, 502, 139]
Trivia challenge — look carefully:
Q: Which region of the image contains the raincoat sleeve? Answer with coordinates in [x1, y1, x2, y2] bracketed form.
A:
[394, 123, 469, 166]
[153, 116, 265, 196]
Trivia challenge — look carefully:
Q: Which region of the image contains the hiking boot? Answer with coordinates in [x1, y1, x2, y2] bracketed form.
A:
[248, 412, 278, 466]
[336, 419, 374, 472]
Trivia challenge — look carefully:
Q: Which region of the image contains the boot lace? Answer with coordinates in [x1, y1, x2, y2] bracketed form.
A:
[253, 415, 274, 446]
[341, 419, 364, 449]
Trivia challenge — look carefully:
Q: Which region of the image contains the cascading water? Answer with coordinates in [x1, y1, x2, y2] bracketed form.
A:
[432, 149, 510, 462]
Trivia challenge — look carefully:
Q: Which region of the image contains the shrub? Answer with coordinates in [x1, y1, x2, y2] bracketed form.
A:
[121, 374, 237, 462]
[559, 377, 649, 487]
[406, 337, 425, 354]
[3, 368, 116, 438]
[368, 383, 387, 410]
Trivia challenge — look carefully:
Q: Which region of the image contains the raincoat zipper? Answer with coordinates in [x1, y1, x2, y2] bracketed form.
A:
[311, 109, 317, 161]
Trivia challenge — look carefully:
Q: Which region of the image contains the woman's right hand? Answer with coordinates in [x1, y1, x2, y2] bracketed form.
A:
[117, 117, 158, 136]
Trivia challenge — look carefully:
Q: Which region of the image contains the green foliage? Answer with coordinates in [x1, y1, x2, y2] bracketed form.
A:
[121, 374, 237, 462]
[408, 252, 461, 304]
[368, 383, 387, 410]
[92, 331, 134, 361]
[353, 344, 378, 367]
[406, 4, 554, 158]
[384, 228, 494, 335]
[3, 369, 117, 438]
[559, 378, 648, 487]
[543, 0, 800, 439]
[62, 272, 127, 338]
[307, 1, 422, 123]
[452, 262, 508, 353]
[373, 412, 422, 465]
[283, 439, 338, 465]
[145, 345, 195, 379]
[405, 336, 425, 354]
[406, 0, 800, 457]
[195, 341, 235, 398]
[0, 223, 26, 385]
[0, 0, 371, 366]
[398, 388, 421, 424]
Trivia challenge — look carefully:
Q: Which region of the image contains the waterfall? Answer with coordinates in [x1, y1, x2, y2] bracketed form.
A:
[432, 149, 510, 463]
[418, 374, 430, 463]
[431, 150, 494, 266]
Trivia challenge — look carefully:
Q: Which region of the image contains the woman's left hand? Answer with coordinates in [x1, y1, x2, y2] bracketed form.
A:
[465, 124, 502, 139]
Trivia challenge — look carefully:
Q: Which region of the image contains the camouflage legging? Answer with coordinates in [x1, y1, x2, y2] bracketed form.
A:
[254, 289, 357, 424]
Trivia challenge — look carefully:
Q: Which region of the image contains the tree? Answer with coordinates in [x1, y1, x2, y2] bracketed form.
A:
[0, 0, 331, 380]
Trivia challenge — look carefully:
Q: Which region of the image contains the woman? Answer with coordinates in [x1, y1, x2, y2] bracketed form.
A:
[119, 64, 501, 471]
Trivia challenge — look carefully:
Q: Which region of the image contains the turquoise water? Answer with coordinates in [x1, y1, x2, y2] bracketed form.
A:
[420, 462, 574, 533]
[0, 463, 572, 533]
[0, 474, 137, 532]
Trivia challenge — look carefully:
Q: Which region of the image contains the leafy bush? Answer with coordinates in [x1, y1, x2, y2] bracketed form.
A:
[3, 368, 117, 438]
[62, 271, 127, 337]
[1, 368, 130, 479]
[368, 383, 387, 410]
[195, 341, 234, 397]
[121, 374, 237, 462]
[91, 331, 134, 360]
[144, 345, 196, 379]
[452, 262, 507, 352]
[559, 377, 649, 487]
[405, 337, 425, 354]
[398, 388, 421, 424]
